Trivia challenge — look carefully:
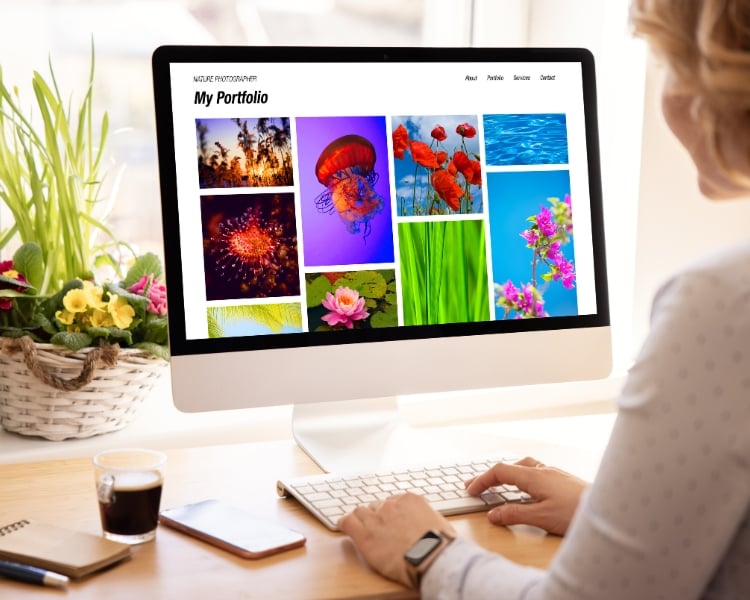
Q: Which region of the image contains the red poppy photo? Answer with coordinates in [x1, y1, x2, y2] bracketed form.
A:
[391, 115, 483, 216]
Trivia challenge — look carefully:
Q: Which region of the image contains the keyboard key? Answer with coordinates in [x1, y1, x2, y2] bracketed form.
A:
[430, 495, 488, 513]
[321, 506, 345, 517]
[479, 490, 506, 505]
[306, 492, 331, 502]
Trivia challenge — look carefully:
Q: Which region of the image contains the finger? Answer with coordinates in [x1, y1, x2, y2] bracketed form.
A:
[487, 501, 543, 528]
[464, 458, 544, 490]
[339, 499, 386, 534]
[514, 456, 545, 468]
[338, 507, 365, 537]
[465, 462, 537, 495]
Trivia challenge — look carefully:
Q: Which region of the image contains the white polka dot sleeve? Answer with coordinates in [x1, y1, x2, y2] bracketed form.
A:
[421, 242, 750, 600]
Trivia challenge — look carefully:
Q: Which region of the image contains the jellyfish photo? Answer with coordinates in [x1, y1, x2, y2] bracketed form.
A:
[296, 116, 394, 268]
[314, 134, 384, 240]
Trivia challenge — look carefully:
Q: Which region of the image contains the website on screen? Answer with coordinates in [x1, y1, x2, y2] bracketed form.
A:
[167, 61, 597, 340]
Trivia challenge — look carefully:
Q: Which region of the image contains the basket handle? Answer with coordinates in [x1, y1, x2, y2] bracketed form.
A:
[1, 336, 120, 392]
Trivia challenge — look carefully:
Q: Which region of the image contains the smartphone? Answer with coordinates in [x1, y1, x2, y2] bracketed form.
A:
[159, 499, 306, 559]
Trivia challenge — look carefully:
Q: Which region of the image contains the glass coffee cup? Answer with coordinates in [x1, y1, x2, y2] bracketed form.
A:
[93, 448, 166, 544]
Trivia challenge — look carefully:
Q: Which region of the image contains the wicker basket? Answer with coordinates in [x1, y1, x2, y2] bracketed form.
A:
[0, 337, 168, 441]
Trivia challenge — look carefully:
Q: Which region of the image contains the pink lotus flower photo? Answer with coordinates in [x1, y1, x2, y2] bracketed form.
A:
[321, 286, 369, 329]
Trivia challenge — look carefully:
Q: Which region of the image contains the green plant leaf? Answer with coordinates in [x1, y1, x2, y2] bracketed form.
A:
[306, 275, 331, 308]
[122, 252, 163, 287]
[104, 283, 149, 310]
[141, 317, 168, 344]
[131, 341, 169, 361]
[105, 327, 133, 344]
[206, 311, 224, 338]
[11, 242, 44, 291]
[93, 252, 119, 272]
[86, 326, 112, 341]
[36, 312, 57, 334]
[338, 270, 387, 299]
[0, 284, 33, 296]
[50, 331, 92, 350]
[0, 327, 24, 338]
[371, 308, 398, 328]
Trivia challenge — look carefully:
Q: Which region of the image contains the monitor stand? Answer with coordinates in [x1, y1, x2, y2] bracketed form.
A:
[292, 395, 504, 474]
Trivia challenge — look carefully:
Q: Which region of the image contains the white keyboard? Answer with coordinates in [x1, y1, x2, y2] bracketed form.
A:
[276, 458, 533, 531]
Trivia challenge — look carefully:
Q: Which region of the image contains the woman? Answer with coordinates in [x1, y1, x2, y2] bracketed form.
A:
[338, 1, 750, 598]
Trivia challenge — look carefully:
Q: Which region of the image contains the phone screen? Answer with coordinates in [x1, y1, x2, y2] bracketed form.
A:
[160, 499, 306, 558]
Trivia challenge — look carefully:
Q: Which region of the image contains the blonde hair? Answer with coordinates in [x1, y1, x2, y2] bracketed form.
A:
[630, 0, 750, 188]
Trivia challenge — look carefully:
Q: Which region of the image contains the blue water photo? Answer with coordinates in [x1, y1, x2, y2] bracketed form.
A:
[483, 114, 568, 166]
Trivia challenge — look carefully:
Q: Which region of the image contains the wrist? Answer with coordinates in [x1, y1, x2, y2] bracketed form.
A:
[404, 529, 455, 588]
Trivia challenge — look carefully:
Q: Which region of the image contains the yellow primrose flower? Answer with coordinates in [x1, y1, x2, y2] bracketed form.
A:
[107, 294, 135, 329]
[82, 281, 107, 309]
[90, 308, 114, 328]
[62, 288, 89, 313]
[55, 309, 76, 326]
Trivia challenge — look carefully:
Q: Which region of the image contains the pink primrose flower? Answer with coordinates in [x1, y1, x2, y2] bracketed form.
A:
[0, 260, 29, 311]
[128, 274, 168, 316]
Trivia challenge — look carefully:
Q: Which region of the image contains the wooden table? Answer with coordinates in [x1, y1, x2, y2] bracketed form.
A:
[0, 438, 570, 599]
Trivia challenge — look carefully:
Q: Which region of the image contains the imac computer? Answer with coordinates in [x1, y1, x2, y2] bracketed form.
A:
[151, 46, 611, 473]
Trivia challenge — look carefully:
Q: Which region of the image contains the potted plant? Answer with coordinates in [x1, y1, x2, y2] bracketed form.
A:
[0, 47, 169, 441]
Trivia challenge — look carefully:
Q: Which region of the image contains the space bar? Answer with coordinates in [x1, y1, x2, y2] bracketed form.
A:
[429, 496, 489, 514]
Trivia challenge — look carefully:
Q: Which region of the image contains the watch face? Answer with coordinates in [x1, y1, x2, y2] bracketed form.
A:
[404, 532, 442, 566]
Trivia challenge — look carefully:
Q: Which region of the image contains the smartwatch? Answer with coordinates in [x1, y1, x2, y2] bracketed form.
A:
[404, 530, 455, 587]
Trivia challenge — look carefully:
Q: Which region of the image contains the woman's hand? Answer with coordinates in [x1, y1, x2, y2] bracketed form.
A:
[338, 493, 456, 589]
[465, 456, 589, 536]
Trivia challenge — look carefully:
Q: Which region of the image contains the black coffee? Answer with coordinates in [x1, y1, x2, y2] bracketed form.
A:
[98, 471, 163, 536]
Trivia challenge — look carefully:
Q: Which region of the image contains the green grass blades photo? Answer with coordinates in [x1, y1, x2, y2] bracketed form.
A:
[399, 219, 489, 326]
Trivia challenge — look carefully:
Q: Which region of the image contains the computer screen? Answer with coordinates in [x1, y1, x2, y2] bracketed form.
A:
[152, 46, 611, 472]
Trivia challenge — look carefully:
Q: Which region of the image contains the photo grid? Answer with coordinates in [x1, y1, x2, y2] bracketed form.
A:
[193, 110, 579, 340]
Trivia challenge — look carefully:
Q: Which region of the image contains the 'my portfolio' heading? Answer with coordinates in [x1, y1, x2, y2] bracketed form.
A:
[194, 90, 269, 107]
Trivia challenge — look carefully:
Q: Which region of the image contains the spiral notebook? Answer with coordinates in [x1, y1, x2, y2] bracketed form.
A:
[0, 519, 131, 578]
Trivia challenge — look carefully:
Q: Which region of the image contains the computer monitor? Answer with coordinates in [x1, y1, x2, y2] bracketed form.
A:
[152, 46, 611, 473]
